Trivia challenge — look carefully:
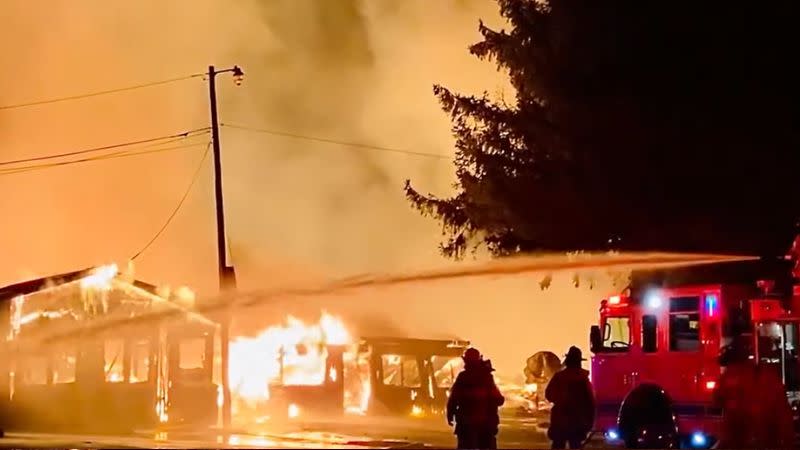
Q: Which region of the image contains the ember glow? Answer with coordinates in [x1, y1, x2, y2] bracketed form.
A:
[80, 264, 118, 290]
[288, 403, 300, 419]
[343, 350, 371, 415]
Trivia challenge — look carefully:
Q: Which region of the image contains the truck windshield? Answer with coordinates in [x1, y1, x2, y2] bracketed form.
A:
[602, 316, 631, 352]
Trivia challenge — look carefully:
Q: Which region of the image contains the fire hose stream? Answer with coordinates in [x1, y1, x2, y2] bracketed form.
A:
[15, 252, 755, 353]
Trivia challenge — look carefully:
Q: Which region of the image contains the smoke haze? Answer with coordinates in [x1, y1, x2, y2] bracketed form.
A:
[0, 0, 507, 291]
[1, 0, 612, 378]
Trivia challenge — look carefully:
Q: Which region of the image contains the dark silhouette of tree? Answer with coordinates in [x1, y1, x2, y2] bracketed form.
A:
[405, 0, 799, 259]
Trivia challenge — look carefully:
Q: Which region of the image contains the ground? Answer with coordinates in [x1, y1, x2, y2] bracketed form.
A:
[0, 414, 610, 448]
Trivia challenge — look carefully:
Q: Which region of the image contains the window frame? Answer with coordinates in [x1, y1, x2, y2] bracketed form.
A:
[104, 338, 126, 383]
[401, 357, 421, 388]
[20, 355, 49, 386]
[381, 354, 403, 387]
[380, 354, 422, 388]
[51, 346, 77, 384]
[431, 356, 464, 388]
[129, 338, 151, 383]
[668, 296, 702, 352]
[601, 316, 632, 353]
[642, 314, 659, 353]
[178, 337, 206, 371]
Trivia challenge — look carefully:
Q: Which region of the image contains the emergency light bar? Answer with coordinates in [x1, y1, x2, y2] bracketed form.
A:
[705, 294, 718, 318]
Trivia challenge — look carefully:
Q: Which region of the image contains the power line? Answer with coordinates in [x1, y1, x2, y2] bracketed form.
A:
[0, 140, 208, 175]
[0, 140, 209, 176]
[0, 73, 205, 112]
[221, 122, 452, 160]
[131, 142, 212, 261]
[0, 127, 209, 167]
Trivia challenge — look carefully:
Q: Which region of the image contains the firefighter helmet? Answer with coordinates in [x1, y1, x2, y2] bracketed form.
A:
[463, 347, 482, 363]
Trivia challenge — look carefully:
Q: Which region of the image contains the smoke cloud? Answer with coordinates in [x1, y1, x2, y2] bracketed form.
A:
[0, 0, 505, 291]
[1, 1, 608, 378]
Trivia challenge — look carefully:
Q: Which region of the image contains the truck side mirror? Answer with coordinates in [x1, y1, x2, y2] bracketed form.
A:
[590, 325, 602, 354]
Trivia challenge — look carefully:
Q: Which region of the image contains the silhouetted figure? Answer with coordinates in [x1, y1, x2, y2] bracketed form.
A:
[714, 336, 794, 448]
[483, 359, 501, 434]
[788, 229, 800, 280]
[447, 348, 505, 449]
[545, 346, 595, 449]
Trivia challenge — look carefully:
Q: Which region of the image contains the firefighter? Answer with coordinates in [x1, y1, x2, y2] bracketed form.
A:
[483, 359, 501, 434]
[545, 346, 595, 449]
[446, 347, 505, 449]
[714, 335, 795, 448]
[789, 228, 800, 280]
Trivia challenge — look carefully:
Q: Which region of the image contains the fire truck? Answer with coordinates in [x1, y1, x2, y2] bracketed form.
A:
[589, 259, 800, 448]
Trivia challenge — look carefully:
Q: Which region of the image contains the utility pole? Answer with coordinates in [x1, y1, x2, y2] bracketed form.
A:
[206, 64, 243, 430]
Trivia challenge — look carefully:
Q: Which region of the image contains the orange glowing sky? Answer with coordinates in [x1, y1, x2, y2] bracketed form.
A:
[1, 1, 611, 377]
[0, 0, 508, 293]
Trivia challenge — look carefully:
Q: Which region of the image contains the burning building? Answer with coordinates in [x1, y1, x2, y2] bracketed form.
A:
[226, 316, 471, 424]
[0, 265, 474, 433]
[355, 337, 468, 418]
[0, 265, 220, 433]
[227, 312, 352, 423]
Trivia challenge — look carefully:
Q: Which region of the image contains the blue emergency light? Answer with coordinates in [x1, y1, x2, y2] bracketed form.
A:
[705, 294, 717, 318]
[691, 431, 708, 447]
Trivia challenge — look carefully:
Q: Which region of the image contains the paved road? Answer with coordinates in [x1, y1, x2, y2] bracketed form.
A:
[0, 413, 612, 448]
[0, 431, 380, 449]
[230, 414, 552, 448]
[0, 416, 556, 449]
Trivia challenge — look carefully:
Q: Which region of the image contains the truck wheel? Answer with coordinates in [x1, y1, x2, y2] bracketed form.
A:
[617, 383, 679, 449]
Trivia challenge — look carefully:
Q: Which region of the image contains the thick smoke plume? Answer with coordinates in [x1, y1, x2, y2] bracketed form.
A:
[0, 0, 504, 292]
[1, 0, 619, 379]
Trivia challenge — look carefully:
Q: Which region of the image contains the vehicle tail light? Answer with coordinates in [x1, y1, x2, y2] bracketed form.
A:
[704, 380, 716, 390]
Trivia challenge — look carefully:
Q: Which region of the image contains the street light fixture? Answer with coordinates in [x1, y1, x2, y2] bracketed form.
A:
[232, 66, 244, 86]
[209, 65, 245, 85]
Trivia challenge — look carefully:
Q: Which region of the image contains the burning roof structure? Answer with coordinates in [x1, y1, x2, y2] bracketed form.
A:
[0, 264, 220, 433]
[1, 264, 209, 341]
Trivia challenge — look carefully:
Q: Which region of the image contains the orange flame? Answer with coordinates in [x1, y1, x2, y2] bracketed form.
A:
[228, 311, 352, 409]
[80, 264, 118, 290]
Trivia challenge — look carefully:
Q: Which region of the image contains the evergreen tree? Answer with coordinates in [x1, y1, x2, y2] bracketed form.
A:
[405, 0, 799, 259]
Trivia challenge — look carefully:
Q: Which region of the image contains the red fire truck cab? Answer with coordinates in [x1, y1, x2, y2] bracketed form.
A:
[590, 262, 800, 447]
